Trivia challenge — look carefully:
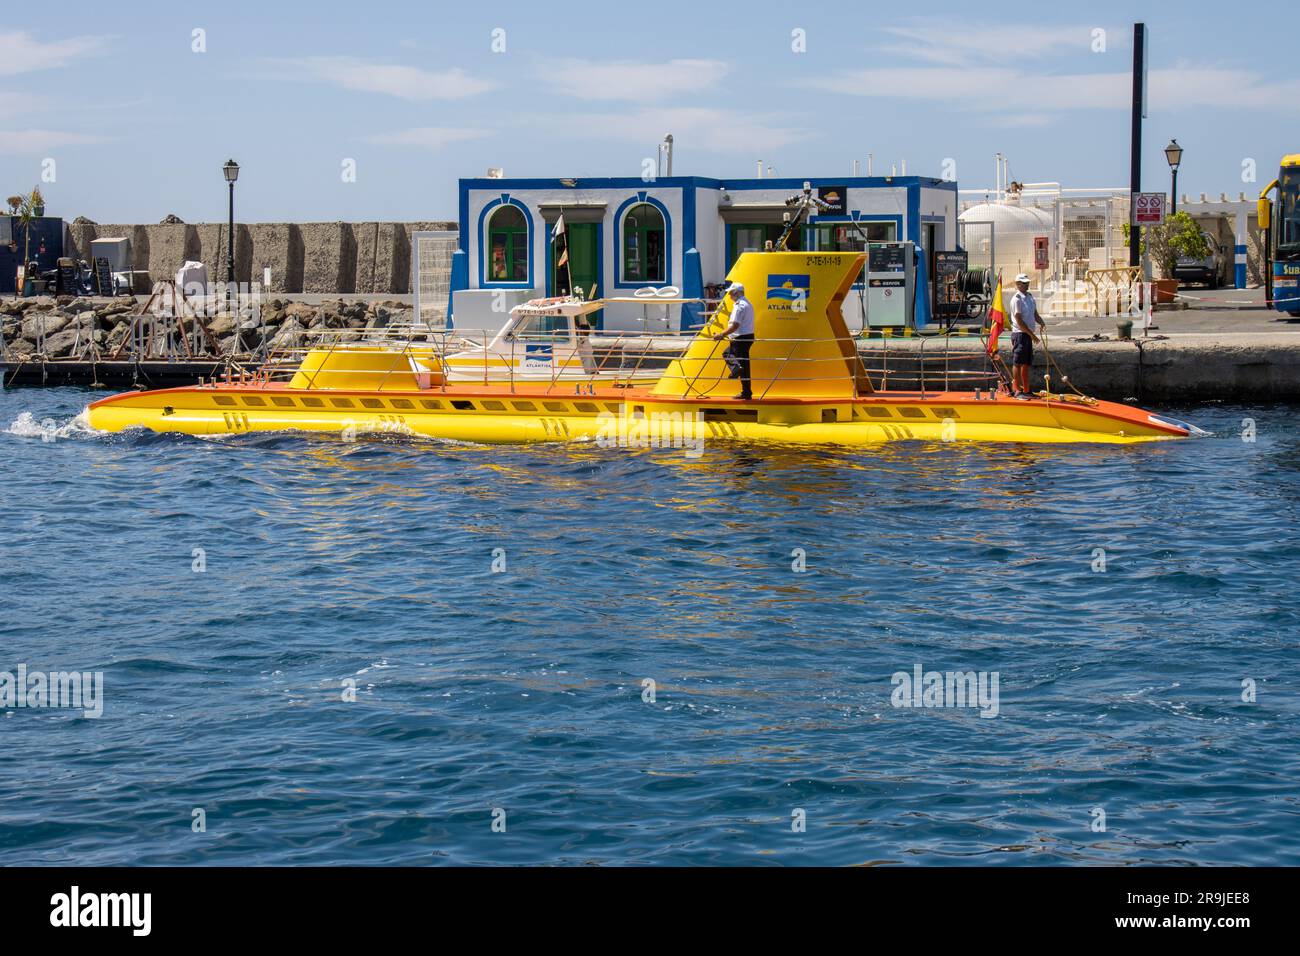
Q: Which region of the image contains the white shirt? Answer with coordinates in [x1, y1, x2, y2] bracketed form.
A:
[730, 296, 755, 336]
[1010, 290, 1038, 334]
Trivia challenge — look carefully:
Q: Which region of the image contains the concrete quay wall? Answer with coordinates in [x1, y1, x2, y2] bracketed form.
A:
[64, 221, 457, 295]
[879, 335, 1300, 403]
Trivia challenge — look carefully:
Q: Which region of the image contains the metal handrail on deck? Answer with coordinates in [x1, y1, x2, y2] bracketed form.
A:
[229, 326, 1007, 397]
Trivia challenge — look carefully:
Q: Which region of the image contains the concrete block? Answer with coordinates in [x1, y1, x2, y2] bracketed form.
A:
[66, 223, 98, 261]
[143, 224, 202, 284]
[351, 222, 384, 294]
[299, 222, 352, 294]
[246, 222, 298, 293]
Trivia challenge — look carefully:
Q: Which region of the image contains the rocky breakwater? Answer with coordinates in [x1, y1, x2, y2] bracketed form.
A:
[2, 296, 416, 361]
[1, 296, 137, 360]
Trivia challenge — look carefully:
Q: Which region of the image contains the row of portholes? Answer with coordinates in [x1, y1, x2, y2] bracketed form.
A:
[209, 394, 623, 416]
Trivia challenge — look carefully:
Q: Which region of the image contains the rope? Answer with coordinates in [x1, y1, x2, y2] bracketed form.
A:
[1035, 326, 1091, 401]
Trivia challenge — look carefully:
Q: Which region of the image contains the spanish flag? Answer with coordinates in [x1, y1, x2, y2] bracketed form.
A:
[986, 272, 1006, 356]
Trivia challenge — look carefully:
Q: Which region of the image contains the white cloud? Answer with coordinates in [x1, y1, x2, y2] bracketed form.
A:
[269, 56, 494, 100]
[0, 91, 30, 119]
[804, 65, 1300, 114]
[365, 127, 489, 149]
[989, 113, 1057, 129]
[0, 31, 110, 75]
[552, 106, 806, 153]
[541, 58, 730, 102]
[879, 23, 1106, 66]
[804, 19, 1300, 116]
[0, 129, 109, 154]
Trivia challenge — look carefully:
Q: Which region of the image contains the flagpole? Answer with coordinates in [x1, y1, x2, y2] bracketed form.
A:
[553, 208, 573, 297]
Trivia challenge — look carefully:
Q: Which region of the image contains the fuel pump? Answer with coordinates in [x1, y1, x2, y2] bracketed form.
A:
[864, 241, 915, 329]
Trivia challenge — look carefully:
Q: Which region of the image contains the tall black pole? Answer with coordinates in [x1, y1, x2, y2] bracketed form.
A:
[1130, 22, 1145, 268]
[1171, 168, 1178, 216]
[227, 181, 235, 285]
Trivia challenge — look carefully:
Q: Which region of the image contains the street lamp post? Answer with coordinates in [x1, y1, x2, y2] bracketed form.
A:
[222, 159, 240, 353]
[1164, 139, 1182, 216]
[222, 160, 239, 285]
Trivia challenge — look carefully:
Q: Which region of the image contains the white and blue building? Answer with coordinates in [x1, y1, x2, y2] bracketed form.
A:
[449, 175, 959, 332]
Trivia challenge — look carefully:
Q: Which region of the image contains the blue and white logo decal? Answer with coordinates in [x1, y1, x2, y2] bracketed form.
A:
[767, 274, 810, 301]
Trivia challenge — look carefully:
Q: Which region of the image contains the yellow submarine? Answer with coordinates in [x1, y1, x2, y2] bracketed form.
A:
[86, 251, 1201, 445]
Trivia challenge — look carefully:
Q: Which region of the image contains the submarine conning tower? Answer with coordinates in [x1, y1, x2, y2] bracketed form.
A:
[651, 251, 874, 403]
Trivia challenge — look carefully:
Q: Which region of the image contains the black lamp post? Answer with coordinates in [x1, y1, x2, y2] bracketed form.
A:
[222, 159, 239, 285]
[1164, 139, 1182, 216]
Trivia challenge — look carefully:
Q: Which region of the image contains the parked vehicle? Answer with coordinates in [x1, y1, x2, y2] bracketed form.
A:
[37, 259, 96, 296]
[1258, 153, 1300, 316]
[1174, 236, 1229, 288]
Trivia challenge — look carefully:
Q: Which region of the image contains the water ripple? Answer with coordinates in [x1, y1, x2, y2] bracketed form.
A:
[1, 388, 1297, 865]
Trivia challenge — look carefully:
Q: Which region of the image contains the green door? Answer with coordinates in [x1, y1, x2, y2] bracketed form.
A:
[552, 223, 598, 297]
[552, 222, 601, 326]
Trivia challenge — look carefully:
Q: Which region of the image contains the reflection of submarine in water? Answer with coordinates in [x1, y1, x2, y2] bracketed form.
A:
[85, 251, 1202, 446]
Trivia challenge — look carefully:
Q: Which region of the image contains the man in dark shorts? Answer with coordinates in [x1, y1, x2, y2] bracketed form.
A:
[713, 281, 755, 400]
[1009, 273, 1045, 399]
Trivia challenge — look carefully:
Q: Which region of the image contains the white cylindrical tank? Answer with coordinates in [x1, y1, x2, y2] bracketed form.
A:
[959, 201, 1055, 282]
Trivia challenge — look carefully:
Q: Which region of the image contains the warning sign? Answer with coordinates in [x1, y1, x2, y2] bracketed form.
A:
[1134, 192, 1166, 225]
[1033, 236, 1049, 271]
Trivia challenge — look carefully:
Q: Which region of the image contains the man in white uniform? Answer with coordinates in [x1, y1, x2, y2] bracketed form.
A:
[713, 281, 755, 400]
[1009, 273, 1046, 399]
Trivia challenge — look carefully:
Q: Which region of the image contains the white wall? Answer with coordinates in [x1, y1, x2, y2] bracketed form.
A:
[466, 185, 688, 330]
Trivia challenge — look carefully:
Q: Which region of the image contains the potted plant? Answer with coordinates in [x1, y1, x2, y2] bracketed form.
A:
[15, 188, 41, 295]
[30, 186, 45, 217]
[1126, 211, 1210, 304]
[6, 196, 21, 215]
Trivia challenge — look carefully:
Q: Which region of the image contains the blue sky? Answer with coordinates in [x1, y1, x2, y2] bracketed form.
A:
[1, 0, 1294, 223]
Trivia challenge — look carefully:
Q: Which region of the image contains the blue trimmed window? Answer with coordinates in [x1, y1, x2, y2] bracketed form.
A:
[809, 220, 896, 251]
[487, 204, 529, 282]
[621, 203, 665, 283]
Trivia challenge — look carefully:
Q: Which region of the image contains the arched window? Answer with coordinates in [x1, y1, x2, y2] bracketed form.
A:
[487, 204, 528, 282]
[622, 203, 665, 283]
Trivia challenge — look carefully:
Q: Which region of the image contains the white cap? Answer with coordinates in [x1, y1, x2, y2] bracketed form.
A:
[1014, 273, 1031, 283]
[727, 281, 745, 294]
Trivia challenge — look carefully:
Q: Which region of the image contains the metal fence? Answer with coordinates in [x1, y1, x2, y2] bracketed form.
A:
[412, 230, 457, 330]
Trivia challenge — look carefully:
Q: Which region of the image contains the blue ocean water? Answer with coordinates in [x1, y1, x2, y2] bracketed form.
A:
[1, 386, 1297, 866]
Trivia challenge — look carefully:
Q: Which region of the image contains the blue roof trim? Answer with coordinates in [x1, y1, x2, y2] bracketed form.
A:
[460, 175, 954, 192]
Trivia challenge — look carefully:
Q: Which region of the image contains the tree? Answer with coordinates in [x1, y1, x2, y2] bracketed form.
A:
[1124, 211, 1212, 278]
[15, 187, 41, 294]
